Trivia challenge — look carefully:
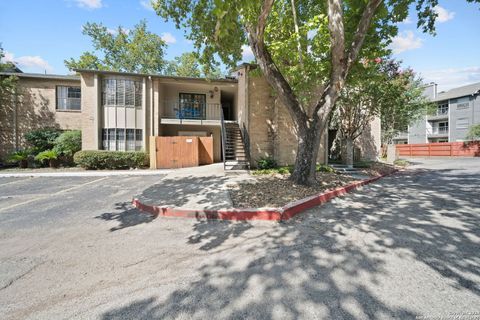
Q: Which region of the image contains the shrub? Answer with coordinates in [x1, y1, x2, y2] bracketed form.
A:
[74, 150, 149, 170]
[466, 124, 480, 140]
[8, 149, 31, 168]
[35, 149, 59, 168]
[316, 164, 335, 173]
[257, 157, 277, 169]
[34, 149, 58, 162]
[54, 130, 82, 158]
[25, 128, 62, 153]
[252, 166, 293, 175]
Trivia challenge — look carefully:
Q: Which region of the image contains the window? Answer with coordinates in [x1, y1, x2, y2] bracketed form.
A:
[57, 86, 81, 111]
[178, 93, 206, 119]
[102, 129, 143, 151]
[457, 102, 470, 110]
[102, 79, 142, 108]
[437, 102, 448, 115]
[456, 118, 469, 130]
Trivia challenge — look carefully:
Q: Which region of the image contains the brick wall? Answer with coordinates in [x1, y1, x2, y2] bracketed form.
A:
[0, 77, 82, 160]
[246, 73, 327, 167]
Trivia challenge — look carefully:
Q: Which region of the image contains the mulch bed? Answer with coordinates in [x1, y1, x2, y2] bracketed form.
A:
[229, 162, 398, 208]
[228, 172, 357, 209]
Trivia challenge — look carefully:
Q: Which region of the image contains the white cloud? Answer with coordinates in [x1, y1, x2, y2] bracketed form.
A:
[434, 5, 455, 23]
[399, 16, 413, 24]
[390, 31, 423, 54]
[2, 51, 54, 73]
[161, 32, 176, 44]
[421, 66, 480, 91]
[75, 0, 103, 9]
[140, 0, 154, 11]
[241, 45, 254, 61]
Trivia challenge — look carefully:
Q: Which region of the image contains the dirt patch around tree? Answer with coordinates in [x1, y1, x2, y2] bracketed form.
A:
[228, 162, 398, 209]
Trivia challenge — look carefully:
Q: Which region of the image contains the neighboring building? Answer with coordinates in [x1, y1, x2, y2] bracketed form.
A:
[393, 82, 480, 144]
[0, 64, 381, 168]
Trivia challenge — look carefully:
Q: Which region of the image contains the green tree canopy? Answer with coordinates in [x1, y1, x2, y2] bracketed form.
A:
[65, 20, 167, 73]
[164, 52, 223, 78]
[152, 0, 479, 185]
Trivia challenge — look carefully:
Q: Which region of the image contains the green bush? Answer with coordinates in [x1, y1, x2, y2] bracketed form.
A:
[257, 157, 277, 169]
[74, 150, 149, 170]
[466, 124, 480, 140]
[252, 166, 293, 175]
[25, 128, 62, 153]
[316, 164, 335, 173]
[8, 149, 31, 168]
[54, 130, 82, 157]
[34, 149, 58, 162]
[8, 149, 30, 162]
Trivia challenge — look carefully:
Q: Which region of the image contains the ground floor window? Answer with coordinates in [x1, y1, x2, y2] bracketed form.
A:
[102, 128, 142, 151]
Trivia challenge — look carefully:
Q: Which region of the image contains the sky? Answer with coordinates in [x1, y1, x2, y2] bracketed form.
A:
[0, 0, 479, 91]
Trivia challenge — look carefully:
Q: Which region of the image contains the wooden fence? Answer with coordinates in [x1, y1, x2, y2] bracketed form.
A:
[152, 136, 214, 169]
[396, 142, 480, 157]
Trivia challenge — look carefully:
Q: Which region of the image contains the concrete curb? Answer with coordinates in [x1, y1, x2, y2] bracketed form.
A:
[0, 170, 171, 178]
[132, 170, 397, 221]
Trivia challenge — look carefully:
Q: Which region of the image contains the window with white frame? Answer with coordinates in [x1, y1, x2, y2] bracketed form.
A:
[437, 102, 448, 115]
[56, 86, 81, 110]
[102, 128, 143, 151]
[101, 79, 142, 108]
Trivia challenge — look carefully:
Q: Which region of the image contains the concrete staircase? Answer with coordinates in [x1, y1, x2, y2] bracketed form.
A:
[224, 122, 250, 170]
[329, 164, 370, 180]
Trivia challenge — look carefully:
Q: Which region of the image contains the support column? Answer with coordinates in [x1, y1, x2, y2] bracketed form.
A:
[142, 77, 147, 150]
[93, 74, 100, 149]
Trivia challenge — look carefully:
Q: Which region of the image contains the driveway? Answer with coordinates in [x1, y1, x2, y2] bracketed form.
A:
[0, 158, 479, 319]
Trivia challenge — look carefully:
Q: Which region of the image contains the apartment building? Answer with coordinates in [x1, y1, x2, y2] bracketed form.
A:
[394, 82, 480, 144]
[1, 64, 381, 168]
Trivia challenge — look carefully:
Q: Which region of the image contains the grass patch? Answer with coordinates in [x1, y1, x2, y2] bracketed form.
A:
[393, 159, 410, 167]
[252, 164, 335, 175]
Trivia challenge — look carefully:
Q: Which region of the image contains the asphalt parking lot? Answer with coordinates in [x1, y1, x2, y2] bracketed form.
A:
[0, 158, 479, 319]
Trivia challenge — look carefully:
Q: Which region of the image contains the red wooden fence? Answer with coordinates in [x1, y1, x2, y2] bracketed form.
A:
[396, 142, 480, 157]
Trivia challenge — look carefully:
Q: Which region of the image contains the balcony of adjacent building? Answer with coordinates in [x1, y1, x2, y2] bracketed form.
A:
[427, 122, 449, 138]
[427, 103, 449, 121]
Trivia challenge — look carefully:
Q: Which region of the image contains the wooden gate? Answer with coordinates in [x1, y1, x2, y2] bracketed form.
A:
[154, 136, 214, 169]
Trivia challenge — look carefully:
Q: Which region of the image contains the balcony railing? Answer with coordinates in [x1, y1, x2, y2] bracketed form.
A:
[436, 108, 448, 116]
[428, 127, 448, 135]
[161, 101, 221, 121]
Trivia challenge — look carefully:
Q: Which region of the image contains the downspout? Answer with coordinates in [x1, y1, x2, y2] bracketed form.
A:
[12, 87, 18, 150]
[149, 76, 154, 136]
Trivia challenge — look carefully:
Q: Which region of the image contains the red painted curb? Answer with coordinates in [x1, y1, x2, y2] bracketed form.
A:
[132, 170, 397, 221]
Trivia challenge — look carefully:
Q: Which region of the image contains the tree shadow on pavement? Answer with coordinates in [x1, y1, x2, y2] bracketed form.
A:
[101, 166, 479, 319]
[137, 175, 232, 210]
[96, 202, 157, 232]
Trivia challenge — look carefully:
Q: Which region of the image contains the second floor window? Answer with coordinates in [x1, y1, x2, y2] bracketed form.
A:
[57, 86, 81, 111]
[437, 103, 448, 115]
[102, 79, 142, 108]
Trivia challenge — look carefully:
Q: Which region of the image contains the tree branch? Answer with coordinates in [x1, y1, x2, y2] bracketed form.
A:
[247, 0, 307, 125]
[344, 0, 383, 74]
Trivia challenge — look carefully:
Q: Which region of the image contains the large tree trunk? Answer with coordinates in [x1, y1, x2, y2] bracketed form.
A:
[290, 124, 324, 185]
[345, 136, 354, 168]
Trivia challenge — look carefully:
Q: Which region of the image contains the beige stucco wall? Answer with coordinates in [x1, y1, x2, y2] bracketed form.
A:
[356, 116, 381, 161]
[0, 77, 82, 160]
[80, 73, 99, 150]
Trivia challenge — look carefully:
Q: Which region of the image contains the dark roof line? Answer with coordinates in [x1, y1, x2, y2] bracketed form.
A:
[74, 69, 238, 83]
[0, 72, 80, 81]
